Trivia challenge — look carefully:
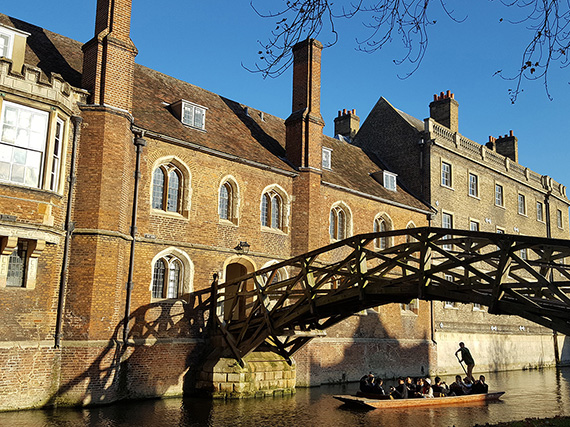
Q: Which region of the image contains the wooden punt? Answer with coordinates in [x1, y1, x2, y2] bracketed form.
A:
[333, 391, 505, 409]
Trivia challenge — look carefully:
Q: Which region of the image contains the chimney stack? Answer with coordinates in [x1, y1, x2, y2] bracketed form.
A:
[495, 130, 518, 163]
[429, 90, 459, 133]
[82, 0, 138, 111]
[334, 109, 360, 142]
[285, 38, 325, 169]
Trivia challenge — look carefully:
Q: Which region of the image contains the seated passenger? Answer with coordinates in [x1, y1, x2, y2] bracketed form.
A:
[405, 376, 417, 395]
[463, 377, 473, 394]
[432, 376, 449, 396]
[471, 375, 489, 394]
[359, 373, 375, 393]
[390, 377, 409, 399]
[449, 375, 467, 396]
[421, 378, 434, 398]
[372, 377, 386, 395]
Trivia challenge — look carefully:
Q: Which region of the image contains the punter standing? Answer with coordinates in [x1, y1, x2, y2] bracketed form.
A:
[455, 342, 475, 381]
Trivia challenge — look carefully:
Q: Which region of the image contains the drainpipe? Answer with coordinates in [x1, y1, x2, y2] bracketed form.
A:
[54, 115, 83, 349]
[545, 191, 560, 365]
[122, 134, 146, 345]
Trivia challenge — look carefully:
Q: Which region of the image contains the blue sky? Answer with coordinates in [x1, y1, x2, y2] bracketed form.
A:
[3, 1, 570, 187]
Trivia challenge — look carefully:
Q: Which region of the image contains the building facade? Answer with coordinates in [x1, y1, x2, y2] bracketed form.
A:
[352, 92, 570, 375]
[0, 1, 436, 410]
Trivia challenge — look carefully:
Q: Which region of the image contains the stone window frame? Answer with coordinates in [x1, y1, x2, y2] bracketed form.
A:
[405, 221, 417, 243]
[469, 219, 480, 232]
[149, 247, 194, 302]
[443, 274, 457, 309]
[494, 182, 505, 208]
[373, 212, 393, 249]
[518, 193, 527, 216]
[440, 160, 453, 189]
[0, 236, 45, 290]
[0, 99, 69, 193]
[400, 299, 419, 315]
[329, 201, 353, 242]
[150, 156, 191, 219]
[218, 175, 240, 225]
[468, 172, 479, 199]
[260, 184, 290, 234]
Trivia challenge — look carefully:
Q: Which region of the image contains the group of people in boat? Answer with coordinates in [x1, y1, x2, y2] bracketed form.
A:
[359, 373, 489, 399]
[359, 342, 489, 399]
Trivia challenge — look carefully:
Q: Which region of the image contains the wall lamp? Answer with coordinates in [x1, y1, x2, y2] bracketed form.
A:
[234, 241, 251, 253]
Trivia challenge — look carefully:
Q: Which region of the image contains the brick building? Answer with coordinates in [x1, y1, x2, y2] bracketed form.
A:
[0, 1, 436, 410]
[352, 92, 570, 375]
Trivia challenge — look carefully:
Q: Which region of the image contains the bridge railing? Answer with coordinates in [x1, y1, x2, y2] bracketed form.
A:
[209, 227, 570, 365]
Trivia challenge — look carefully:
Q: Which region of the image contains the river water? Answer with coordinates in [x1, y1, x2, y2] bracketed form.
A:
[2, 367, 570, 427]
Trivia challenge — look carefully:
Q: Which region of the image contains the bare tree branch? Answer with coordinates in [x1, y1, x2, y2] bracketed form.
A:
[249, 0, 570, 102]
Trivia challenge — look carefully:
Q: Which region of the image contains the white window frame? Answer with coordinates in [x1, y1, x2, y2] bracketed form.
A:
[383, 171, 397, 191]
[495, 184, 504, 207]
[442, 212, 453, 250]
[0, 101, 50, 189]
[181, 101, 207, 130]
[518, 194, 526, 216]
[469, 220, 479, 232]
[468, 173, 478, 198]
[441, 161, 452, 188]
[0, 26, 16, 59]
[536, 201, 544, 222]
[322, 147, 332, 170]
[557, 209, 564, 229]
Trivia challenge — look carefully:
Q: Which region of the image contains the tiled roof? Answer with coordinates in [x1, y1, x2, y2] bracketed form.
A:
[0, 13, 430, 213]
[322, 136, 430, 211]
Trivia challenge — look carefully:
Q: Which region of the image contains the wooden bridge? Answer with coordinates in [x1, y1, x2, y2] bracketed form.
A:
[208, 227, 570, 366]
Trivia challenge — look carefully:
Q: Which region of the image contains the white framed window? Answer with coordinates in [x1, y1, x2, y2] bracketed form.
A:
[383, 171, 397, 191]
[0, 101, 50, 188]
[49, 118, 64, 191]
[557, 209, 564, 228]
[442, 212, 453, 250]
[495, 184, 504, 207]
[441, 161, 452, 187]
[468, 173, 478, 198]
[520, 248, 528, 260]
[518, 194, 526, 215]
[470, 220, 479, 232]
[473, 303, 483, 311]
[322, 147, 332, 170]
[181, 101, 207, 130]
[0, 26, 16, 59]
[536, 201, 544, 222]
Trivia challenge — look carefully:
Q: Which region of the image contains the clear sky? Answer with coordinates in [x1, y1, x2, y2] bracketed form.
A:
[3, 1, 570, 188]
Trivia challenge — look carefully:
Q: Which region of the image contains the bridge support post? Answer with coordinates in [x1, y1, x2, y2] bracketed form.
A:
[195, 351, 296, 398]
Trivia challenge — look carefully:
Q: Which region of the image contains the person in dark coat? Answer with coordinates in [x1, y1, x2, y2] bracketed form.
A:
[390, 377, 409, 399]
[372, 377, 386, 395]
[471, 375, 489, 394]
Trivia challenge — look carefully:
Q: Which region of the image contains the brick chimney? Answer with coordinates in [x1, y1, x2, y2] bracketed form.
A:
[285, 38, 325, 169]
[82, 0, 138, 111]
[334, 109, 360, 141]
[429, 90, 458, 133]
[495, 130, 518, 163]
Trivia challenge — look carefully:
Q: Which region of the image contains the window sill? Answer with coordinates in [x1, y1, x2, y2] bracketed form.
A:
[468, 194, 480, 200]
[440, 184, 454, 191]
[150, 208, 189, 220]
[494, 204, 506, 210]
[219, 218, 238, 227]
[518, 212, 527, 217]
[261, 225, 288, 235]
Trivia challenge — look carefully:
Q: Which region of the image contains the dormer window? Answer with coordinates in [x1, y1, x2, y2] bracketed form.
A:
[0, 26, 15, 59]
[322, 147, 332, 170]
[383, 171, 397, 191]
[170, 100, 207, 130]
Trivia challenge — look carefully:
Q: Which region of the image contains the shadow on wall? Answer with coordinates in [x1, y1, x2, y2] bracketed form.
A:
[298, 305, 434, 386]
[561, 335, 570, 364]
[44, 289, 211, 408]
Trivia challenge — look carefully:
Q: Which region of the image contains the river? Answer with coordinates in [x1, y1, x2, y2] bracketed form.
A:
[2, 367, 570, 427]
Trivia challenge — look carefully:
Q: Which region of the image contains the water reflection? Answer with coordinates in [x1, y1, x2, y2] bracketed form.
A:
[2, 367, 570, 427]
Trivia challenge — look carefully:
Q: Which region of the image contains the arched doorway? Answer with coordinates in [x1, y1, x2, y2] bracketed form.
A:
[223, 259, 255, 321]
